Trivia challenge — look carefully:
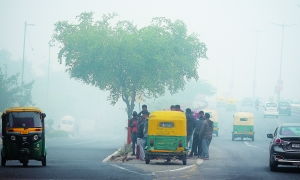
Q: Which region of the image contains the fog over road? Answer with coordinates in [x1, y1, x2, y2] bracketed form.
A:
[1, 107, 299, 179]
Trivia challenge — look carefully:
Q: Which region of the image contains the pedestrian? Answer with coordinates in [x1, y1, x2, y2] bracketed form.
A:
[190, 111, 205, 157]
[185, 108, 195, 149]
[200, 113, 214, 160]
[170, 105, 176, 111]
[138, 104, 149, 116]
[136, 114, 146, 160]
[175, 104, 183, 112]
[129, 111, 139, 156]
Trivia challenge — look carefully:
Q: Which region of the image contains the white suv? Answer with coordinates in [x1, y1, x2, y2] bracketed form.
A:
[264, 102, 279, 118]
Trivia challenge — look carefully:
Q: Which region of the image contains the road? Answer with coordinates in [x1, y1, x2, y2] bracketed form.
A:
[0, 107, 300, 179]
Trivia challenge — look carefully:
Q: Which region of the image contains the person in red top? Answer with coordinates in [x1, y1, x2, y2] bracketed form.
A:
[129, 111, 139, 155]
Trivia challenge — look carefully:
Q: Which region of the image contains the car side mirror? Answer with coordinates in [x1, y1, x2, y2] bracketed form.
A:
[267, 134, 274, 138]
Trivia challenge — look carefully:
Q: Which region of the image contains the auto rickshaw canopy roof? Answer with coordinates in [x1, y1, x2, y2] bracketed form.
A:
[148, 111, 187, 136]
[233, 112, 254, 126]
[5, 107, 43, 113]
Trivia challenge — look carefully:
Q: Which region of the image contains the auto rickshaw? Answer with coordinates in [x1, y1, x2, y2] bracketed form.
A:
[1, 107, 47, 166]
[232, 112, 254, 141]
[145, 111, 187, 165]
[204, 109, 219, 136]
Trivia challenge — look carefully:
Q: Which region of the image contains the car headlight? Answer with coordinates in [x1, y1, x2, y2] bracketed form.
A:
[11, 135, 16, 141]
[33, 135, 39, 141]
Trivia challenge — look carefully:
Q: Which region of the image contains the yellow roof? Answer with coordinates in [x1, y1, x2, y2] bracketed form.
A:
[5, 107, 42, 113]
[149, 111, 186, 121]
[234, 112, 254, 118]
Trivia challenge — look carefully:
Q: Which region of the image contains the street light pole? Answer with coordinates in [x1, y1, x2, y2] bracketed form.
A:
[273, 23, 294, 102]
[21, 21, 34, 86]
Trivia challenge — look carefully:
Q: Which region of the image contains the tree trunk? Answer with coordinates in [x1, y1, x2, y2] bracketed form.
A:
[122, 92, 136, 145]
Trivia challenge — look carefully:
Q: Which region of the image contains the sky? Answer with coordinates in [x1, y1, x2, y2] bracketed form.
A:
[0, 0, 300, 139]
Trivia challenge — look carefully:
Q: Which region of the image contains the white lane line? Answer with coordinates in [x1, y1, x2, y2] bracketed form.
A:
[110, 164, 153, 176]
[244, 141, 259, 149]
[102, 148, 121, 163]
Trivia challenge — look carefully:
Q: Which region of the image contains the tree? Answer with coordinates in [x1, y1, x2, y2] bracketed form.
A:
[53, 12, 207, 118]
[0, 66, 34, 112]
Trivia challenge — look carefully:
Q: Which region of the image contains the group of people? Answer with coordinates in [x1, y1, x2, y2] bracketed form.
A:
[128, 104, 214, 161]
[186, 109, 214, 160]
[128, 104, 149, 160]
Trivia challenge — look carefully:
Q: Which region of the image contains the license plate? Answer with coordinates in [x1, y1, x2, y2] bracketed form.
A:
[292, 144, 300, 148]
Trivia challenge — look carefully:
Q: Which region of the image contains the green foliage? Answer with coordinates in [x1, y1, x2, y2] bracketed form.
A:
[53, 12, 207, 118]
[0, 66, 34, 112]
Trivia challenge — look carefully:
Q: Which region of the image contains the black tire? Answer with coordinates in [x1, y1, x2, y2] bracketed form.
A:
[269, 155, 278, 171]
[182, 156, 187, 165]
[232, 135, 235, 141]
[22, 161, 28, 167]
[42, 156, 47, 166]
[1, 154, 6, 167]
[145, 158, 150, 164]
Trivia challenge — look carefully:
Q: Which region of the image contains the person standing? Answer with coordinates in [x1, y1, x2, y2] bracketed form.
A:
[138, 104, 149, 116]
[129, 111, 139, 155]
[200, 113, 214, 160]
[190, 111, 205, 157]
[185, 108, 195, 149]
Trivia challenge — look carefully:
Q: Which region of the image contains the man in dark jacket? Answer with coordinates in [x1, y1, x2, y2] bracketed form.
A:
[190, 111, 205, 157]
[200, 113, 214, 160]
[185, 108, 195, 149]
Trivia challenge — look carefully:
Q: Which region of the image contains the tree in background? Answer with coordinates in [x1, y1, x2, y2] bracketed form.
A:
[53, 12, 207, 118]
[0, 50, 34, 111]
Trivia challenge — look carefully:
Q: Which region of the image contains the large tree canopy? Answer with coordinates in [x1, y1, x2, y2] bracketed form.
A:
[53, 12, 207, 118]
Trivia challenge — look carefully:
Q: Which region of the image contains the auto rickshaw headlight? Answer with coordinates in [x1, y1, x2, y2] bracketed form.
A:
[150, 139, 154, 146]
[10, 135, 16, 141]
[178, 140, 183, 147]
[33, 135, 39, 141]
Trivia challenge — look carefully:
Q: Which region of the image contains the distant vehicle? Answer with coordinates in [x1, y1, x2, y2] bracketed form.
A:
[232, 112, 254, 141]
[267, 123, 300, 171]
[241, 98, 254, 107]
[264, 102, 279, 118]
[58, 115, 75, 135]
[278, 101, 291, 116]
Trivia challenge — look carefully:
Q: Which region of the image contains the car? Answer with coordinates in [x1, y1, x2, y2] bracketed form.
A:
[264, 102, 279, 118]
[267, 123, 300, 171]
[278, 101, 291, 116]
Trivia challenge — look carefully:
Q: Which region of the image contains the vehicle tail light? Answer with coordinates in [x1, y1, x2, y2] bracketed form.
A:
[274, 138, 283, 144]
[178, 140, 183, 147]
[150, 139, 154, 146]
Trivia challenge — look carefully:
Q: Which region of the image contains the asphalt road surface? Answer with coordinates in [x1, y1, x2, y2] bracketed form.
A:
[1, 106, 300, 179]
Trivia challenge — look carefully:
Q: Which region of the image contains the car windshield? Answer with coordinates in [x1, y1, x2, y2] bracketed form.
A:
[7, 112, 42, 128]
[279, 126, 300, 137]
[266, 103, 277, 107]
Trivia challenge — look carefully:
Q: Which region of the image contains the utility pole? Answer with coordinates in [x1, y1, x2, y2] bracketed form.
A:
[252, 31, 261, 100]
[273, 23, 294, 102]
[21, 21, 34, 85]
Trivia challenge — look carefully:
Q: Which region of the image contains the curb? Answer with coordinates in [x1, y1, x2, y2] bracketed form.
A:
[102, 148, 121, 163]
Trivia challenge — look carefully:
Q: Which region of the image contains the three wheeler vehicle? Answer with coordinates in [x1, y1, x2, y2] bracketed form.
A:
[145, 111, 188, 165]
[232, 112, 254, 141]
[1, 107, 47, 166]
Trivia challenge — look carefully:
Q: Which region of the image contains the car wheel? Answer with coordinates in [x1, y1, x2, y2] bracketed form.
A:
[42, 156, 47, 166]
[269, 155, 278, 171]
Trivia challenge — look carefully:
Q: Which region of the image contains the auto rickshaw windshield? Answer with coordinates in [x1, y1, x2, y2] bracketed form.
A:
[7, 112, 42, 128]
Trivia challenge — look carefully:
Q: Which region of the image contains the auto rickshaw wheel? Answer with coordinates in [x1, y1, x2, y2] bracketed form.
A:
[42, 156, 47, 166]
[22, 160, 28, 167]
[1, 154, 6, 167]
[232, 135, 235, 141]
[145, 158, 150, 164]
[252, 136, 255, 141]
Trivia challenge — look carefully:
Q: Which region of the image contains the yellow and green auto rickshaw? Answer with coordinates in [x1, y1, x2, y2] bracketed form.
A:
[204, 109, 219, 136]
[232, 112, 254, 141]
[1, 107, 47, 166]
[145, 111, 187, 165]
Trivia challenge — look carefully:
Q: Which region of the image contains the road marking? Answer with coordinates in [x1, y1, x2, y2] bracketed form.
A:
[110, 164, 153, 176]
[244, 141, 259, 149]
[102, 148, 121, 163]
